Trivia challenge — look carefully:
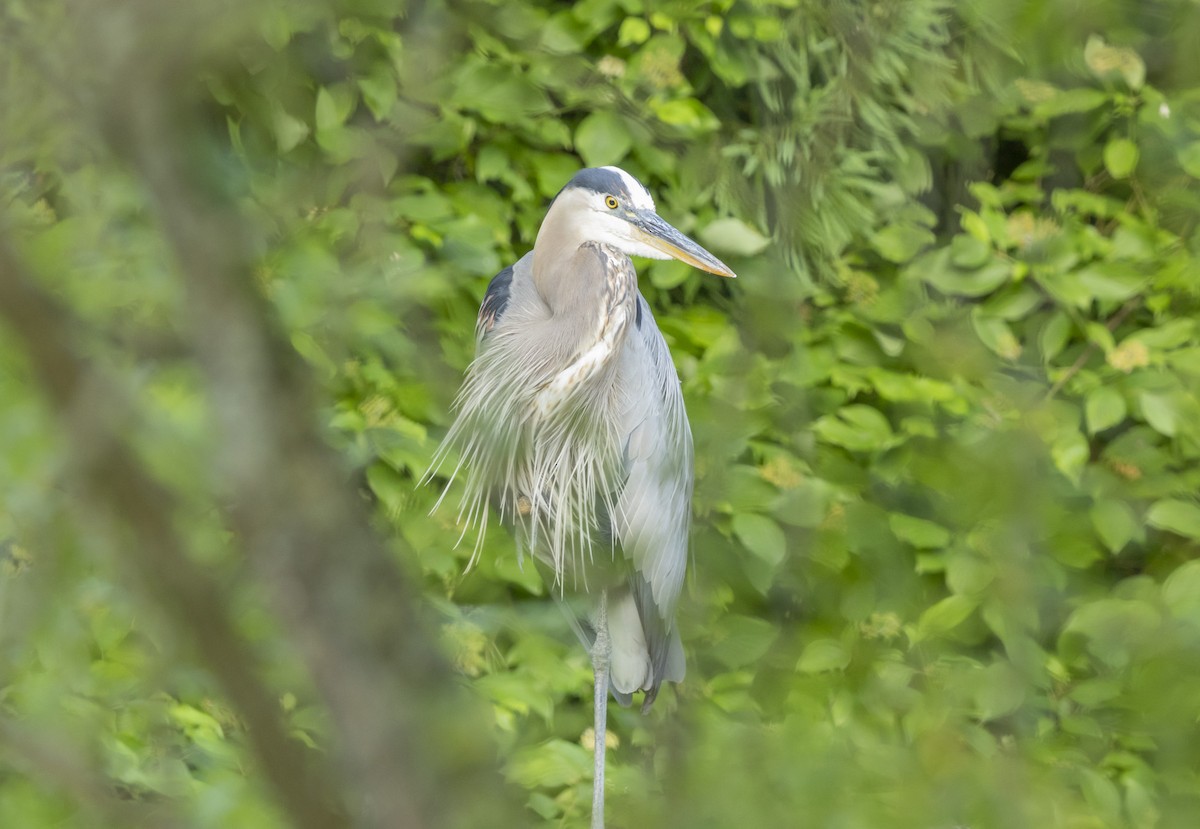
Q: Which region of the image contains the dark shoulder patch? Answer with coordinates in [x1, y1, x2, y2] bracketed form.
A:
[635, 296, 644, 329]
[476, 265, 514, 340]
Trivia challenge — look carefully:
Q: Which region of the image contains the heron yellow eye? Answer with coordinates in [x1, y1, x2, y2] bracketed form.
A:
[604, 195, 619, 209]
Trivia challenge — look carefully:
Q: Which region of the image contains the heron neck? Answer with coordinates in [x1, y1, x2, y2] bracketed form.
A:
[531, 209, 603, 318]
[532, 245, 603, 318]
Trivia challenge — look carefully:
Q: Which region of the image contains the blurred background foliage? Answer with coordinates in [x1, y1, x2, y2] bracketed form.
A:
[2, 0, 1200, 826]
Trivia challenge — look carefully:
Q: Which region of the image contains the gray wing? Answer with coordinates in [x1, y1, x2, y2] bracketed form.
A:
[610, 293, 692, 704]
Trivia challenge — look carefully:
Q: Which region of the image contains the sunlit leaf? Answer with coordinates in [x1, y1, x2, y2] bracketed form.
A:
[1103, 138, 1139, 179]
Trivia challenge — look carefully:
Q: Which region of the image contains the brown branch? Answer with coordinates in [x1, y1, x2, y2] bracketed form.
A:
[0, 240, 345, 829]
[78, 17, 519, 829]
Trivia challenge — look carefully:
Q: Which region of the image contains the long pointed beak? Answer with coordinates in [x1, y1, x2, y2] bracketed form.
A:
[632, 210, 737, 278]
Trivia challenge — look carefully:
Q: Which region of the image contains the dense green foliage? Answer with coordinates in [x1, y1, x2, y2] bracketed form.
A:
[2, 0, 1200, 826]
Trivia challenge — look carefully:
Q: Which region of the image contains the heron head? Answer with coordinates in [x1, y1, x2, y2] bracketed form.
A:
[546, 166, 737, 278]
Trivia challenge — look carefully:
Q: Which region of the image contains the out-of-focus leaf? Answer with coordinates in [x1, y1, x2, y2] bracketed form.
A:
[1139, 391, 1177, 437]
[1163, 561, 1200, 624]
[731, 513, 787, 565]
[1103, 138, 1139, 179]
[711, 614, 779, 669]
[1085, 386, 1126, 434]
[1179, 141, 1200, 178]
[271, 107, 309, 152]
[923, 258, 1011, 298]
[650, 98, 719, 131]
[699, 217, 770, 257]
[1146, 499, 1200, 540]
[1062, 599, 1161, 667]
[812, 405, 895, 452]
[504, 740, 592, 789]
[574, 111, 633, 167]
[974, 662, 1026, 720]
[796, 638, 850, 674]
[1031, 87, 1108, 120]
[888, 513, 951, 548]
[871, 223, 934, 263]
[1090, 499, 1138, 553]
[912, 595, 977, 642]
[1084, 35, 1145, 89]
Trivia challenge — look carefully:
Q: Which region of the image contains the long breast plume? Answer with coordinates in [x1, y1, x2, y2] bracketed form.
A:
[428, 243, 638, 589]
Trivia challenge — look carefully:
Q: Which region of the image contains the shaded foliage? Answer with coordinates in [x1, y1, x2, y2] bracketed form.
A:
[2, 0, 1200, 827]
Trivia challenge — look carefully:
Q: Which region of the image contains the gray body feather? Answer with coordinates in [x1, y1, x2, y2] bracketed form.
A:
[432, 245, 690, 706]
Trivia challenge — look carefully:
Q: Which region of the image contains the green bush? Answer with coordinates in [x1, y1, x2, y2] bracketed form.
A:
[2, 0, 1199, 826]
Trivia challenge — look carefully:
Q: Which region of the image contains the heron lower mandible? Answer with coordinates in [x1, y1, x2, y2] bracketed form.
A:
[428, 166, 735, 828]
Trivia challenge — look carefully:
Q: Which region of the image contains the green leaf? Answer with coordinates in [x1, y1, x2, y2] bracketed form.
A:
[1163, 561, 1200, 623]
[1076, 263, 1144, 302]
[949, 234, 992, 269]
[796, 638, 850, 674]
[505, 740, 592, 789]
[947, 554, 994, 596]
[1039, 311, 1072, 362]
[711, 615, 779, 669]
[923, 259, 1011, 298]
[1062, 599, 1161, 668]
[1128, 318, 1196, 350]
[1103, 138, 1139, 179]
[1090, 499, 1138, 553]
[357, 70, 397, 121]
[1139, 391, 1177, 437]
[974, 662, 1026, 720]
[888, 513, 951, 548]
[1032, 87, 1109, 120]
[315, 85, 356, 135]
[699, 217, 770, 257]
[971, 310, 1022, 360]
[872, 223, 934, 264]
[617, 17, 651, 46]
[1085, 386, 1126, 434]
[271, 107, 309, 152]
[1051, 429, 1090, 484]
[651, 98, 719, 131]
[1146, 499, 1200, 540]
[1179, 141, 1200, 178]
[812, 405, 895, 453]
[912, 594, 977, 642]
[573, 111, 633, 167]
[731, 513, 787, 565]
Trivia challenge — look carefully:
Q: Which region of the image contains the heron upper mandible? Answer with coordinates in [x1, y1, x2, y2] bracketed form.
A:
[428, 166, 735, 828]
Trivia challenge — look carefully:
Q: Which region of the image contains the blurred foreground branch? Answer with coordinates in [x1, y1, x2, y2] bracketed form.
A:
[0, 238, 344, 828]
[93, 48, 514, 829]
[0, 2, 521, 826]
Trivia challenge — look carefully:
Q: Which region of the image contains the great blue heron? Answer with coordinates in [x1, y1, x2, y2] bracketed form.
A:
[428, 166, 735, 827]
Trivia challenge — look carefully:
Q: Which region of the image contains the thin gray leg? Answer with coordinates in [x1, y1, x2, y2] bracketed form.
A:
[591, 590, 609, 829]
